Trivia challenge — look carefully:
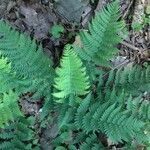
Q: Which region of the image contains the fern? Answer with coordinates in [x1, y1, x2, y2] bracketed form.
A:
[75, 93, 148, 143]
[57, 104, 75, 129]
[75, 1, 126, 66]
[0, 57, 16, 93]
[52, 1, 150, 146]
[0, 21, 54, 99]
[53, 45, 90, 100]
[0, 22, 54, 148]
[101, 65, 150, 96]
[126, 95, 150, 121]
[0, 57, 31, 94]
[0, 117, 39, 150]
[0, 91, 22, 128]
[76, 69, 150, 142]
[0, 0, 149, 149]
[75, 93, 92, 129]
[75, 79, 150, 143]
[79, 134, 105, 150]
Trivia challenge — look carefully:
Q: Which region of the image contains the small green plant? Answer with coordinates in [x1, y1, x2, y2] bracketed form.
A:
[132, 21, 143, 32]
[132, 14, 150, 32]
[50, 23, 64, 38]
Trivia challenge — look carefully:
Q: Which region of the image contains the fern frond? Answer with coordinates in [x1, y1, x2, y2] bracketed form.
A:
[58, 106, 75, 129]
[75, 1, 126, 66]
[53, 45, 90, 100]
[75, 89, 148, 143]
[79, 134, 105, 150]
[127, 96, 150, 121]
[75, 93, 91, 128]
[0, 117, 39, 150]
[0, 57, 31, 94]
[0, 21, 54, 99]
[82, 101, 145, 143]
[0, 91, 22, 128]
[0, 57, 15, 93]
[103, 65, 150, 96]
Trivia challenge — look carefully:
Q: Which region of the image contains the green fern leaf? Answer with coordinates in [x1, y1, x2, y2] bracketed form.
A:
[53, 45, 90, 100]
[104, 65, 150, 96]
[0, 91, 22, 128]
[0, 117, 39, 150]
[0, 57, 31, 94]
[0, 21, 54, 99]
[79, 134, 105, 150]
[75, 1, 126, 66]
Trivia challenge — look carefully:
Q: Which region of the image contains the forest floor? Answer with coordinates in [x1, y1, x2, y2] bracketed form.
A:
[0, 0, 150, 149]
[0, 0, 149, 68]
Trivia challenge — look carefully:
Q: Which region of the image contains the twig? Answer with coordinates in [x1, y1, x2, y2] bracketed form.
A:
[122, 0, 134, 19]
[102, 59, 130, 78]
[121, 41, 141, 51]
